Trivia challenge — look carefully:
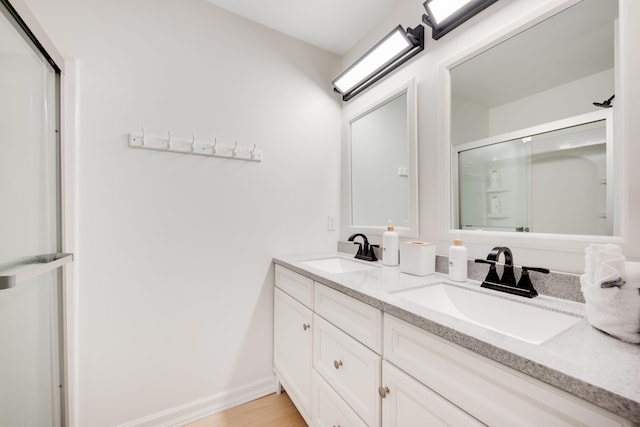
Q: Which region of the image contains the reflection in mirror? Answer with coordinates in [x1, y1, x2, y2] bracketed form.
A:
[352, 93, 408, 227]
[348, 81, 418, 236]
[450, 0, 618, 236]
[456, 111, 612, 235]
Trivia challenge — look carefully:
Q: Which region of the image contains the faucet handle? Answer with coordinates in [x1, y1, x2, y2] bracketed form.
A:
[521, 266, 550, 274]
[516, 266, 549, 297]
[474, 259, 501, 285]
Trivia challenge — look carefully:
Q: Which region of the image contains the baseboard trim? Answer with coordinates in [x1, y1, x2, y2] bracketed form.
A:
[117, 376, 277, 427]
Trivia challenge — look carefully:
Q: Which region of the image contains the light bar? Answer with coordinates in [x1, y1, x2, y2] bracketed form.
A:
[332, 25, 424, 101]
[423, 0, 498, 40]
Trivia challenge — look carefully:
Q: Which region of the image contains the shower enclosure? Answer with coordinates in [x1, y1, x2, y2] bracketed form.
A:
[454, 110, 613, 235]
[0, 0, 70, 425]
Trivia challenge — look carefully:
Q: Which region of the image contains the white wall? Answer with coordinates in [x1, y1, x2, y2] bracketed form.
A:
[22, 0, 341, 425]
[341, 0, 640, 272]
[489, 68, 615, 135]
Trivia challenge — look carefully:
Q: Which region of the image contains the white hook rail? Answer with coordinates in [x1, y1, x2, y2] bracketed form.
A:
[128, 129, 263, 162]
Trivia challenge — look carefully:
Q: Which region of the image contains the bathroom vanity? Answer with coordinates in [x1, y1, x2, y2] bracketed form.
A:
[273, 254, 640, 427]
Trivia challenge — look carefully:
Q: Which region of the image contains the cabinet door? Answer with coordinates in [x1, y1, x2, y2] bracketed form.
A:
[312, 371, 368, 427]
[381, 361, 483, 427]
[274, 288, 313, 422]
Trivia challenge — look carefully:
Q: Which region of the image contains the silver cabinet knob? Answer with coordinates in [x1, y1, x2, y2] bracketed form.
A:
[333, 360, 343, 369]
[378, 386, 390, 398]
[303, 323, 310, 331]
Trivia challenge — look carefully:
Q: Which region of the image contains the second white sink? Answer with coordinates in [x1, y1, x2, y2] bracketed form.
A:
[392, 283, 581, 344]
[301, 257, 379, 274]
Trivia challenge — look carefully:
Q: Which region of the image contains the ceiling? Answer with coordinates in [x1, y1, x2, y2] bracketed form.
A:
[204, 0, 403, 55]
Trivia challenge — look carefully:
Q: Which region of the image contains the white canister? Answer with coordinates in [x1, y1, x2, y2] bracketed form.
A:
[399, 242, 436, 276]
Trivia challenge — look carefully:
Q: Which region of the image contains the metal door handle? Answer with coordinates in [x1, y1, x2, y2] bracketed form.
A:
[303, 323, 310, 331]
[0, 253, 73, 290]
[378, 386, 390, 398]
[333, 360, 343, 369]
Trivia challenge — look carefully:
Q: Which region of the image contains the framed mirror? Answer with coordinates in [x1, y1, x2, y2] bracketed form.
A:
[446, 0, 619, 238]
[346, 80, 418, 237]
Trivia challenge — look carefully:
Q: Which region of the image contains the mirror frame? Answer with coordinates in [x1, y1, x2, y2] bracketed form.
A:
[345, 79, 419, 238]
[437, 0, 627, 265]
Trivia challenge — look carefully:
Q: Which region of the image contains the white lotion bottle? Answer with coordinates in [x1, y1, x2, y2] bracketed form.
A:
[382, 225, 399, 266]
[448, 239, 468, 282]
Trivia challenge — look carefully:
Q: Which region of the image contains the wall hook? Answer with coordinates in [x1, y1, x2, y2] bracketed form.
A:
[250, 144, 257, 159]
[212, 138, 217, 154]
[190, 133, 196, 152]
[232, 141, 238, 157]
[167, 130, 172, 149]
[141, 126, 146, 146]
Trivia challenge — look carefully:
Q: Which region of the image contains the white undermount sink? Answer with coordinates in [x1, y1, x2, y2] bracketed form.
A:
[392, 283, 581, 344]
[301, 257, 379, 274]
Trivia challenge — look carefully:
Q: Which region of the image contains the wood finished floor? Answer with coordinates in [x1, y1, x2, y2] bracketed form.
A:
[184, 392, 306, 427]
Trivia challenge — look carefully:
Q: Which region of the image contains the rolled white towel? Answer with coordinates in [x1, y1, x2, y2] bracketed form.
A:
[580, 263, 640, 344]
[581, 282, 640, 344]
[584, 244, 622, 284]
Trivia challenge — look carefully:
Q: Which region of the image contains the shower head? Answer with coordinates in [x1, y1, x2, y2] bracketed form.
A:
[593, 94, 615, 108]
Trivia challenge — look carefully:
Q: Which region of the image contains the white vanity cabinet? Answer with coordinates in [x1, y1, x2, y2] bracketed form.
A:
[274, 266, 314, 424]
[274, 264, 636, 427]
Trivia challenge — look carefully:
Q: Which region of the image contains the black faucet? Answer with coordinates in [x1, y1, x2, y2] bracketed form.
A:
[347, 233, 379, 262]
[475, 246, 548, 298]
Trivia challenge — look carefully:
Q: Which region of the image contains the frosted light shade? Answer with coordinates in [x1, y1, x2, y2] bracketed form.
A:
[333, 27, 411, 94]
[427, 0, 474, 24]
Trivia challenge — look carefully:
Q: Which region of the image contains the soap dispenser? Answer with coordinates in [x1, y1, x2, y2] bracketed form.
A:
[382, 223, 399, 266]
[448, 238, 468, 282]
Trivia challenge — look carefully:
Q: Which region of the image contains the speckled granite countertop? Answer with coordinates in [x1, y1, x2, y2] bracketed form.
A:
[273, 253, 640, 424]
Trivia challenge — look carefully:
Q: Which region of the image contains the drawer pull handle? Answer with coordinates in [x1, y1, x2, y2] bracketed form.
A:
[378, 386, 390, 398]
[333, 360, 343, 369]
[302, 323, 310, 331]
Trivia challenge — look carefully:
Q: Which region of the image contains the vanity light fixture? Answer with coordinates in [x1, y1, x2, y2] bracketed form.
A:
[422, 0, 497, 40]
[332, 25, 424, 101]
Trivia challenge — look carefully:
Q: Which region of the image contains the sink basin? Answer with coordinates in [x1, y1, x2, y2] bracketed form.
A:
[392, 283, 581, 344]
[301, 257, 379, 274]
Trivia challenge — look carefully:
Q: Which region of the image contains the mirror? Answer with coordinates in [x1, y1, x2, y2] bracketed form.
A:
[347, 80, 418, 236]
[450, 0, 618, 236]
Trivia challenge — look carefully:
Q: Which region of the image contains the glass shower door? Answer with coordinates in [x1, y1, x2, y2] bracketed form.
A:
[0, 1, 69, 425]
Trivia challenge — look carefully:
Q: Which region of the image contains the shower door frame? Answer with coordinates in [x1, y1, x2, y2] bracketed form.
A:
[1, 0, 75, 425]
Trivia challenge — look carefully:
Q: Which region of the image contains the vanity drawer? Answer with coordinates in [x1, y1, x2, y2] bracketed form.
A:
[312, 370, 368, 427]
[314, 283, 382, 353]
[275, 265, 313, 308]
[314, 314, 381, 427]
[383, 314, 634, 427]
